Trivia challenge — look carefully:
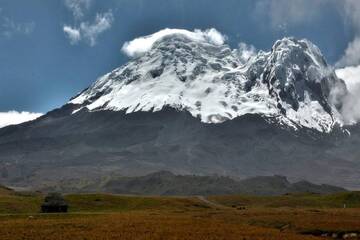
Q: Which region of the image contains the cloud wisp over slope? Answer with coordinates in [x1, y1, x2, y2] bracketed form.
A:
[0, 111, 43, 128]
[121, 28, 226, 58]
[336, 66, 360, 124]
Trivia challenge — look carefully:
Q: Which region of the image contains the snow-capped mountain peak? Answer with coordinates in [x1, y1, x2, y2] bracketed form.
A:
[70, 30, 347, 132]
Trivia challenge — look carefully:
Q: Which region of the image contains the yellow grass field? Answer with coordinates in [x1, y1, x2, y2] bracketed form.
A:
[1, 189, 360, 240]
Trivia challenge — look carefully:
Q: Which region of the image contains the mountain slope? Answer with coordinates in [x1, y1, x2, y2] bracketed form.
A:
[0, 107, 359, 189]
[93, 172, 347, 196]
[0, 30, 358, 189]
[104, 172, 347, 196]
[70, 34, 346, 132]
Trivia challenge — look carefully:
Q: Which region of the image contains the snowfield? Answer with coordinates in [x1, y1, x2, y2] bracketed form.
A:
[70, 29, 347, 132]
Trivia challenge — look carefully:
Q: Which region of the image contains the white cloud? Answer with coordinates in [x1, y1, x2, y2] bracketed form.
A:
[340, 89, 360, 125]
[121, 28, 226, 58]
[80, 11, 113, 46]
[64, 0, 92, 20]
[63, 10, 113, 46]
[336, 65, 360, 94]
[335, 65, 360, 125]
[336, 37, 360, 67]
[237, 42, 257, 63]
[205, 28, 226, 45]
[0, 111, 42, 128]
[63, 25, 81, 44]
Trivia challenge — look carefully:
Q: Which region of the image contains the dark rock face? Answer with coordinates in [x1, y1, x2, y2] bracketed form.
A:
[249, 38, 344, 116]
[0, 105, 359, 189]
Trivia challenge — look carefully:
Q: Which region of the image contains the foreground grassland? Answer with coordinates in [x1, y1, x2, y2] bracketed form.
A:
[1, 189, 360, 240]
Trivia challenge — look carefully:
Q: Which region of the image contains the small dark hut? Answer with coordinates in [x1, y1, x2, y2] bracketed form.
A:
[41, 193, 68, 213]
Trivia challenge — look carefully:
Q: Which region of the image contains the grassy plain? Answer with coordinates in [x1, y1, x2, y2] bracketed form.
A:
[0, 187, 360, 240]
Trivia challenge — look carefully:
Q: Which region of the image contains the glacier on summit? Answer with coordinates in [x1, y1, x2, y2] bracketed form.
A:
[70, 29, 347, 132]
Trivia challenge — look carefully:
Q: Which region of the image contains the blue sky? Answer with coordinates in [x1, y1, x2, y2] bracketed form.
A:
[0, 0, 359, 115]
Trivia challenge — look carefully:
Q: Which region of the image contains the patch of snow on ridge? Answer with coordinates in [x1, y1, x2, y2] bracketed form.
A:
[70, 29, 346, 133]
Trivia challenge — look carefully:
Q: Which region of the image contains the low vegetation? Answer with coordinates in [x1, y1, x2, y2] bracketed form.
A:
[209, 191, 360, 208]
[0, 187, 360, 239]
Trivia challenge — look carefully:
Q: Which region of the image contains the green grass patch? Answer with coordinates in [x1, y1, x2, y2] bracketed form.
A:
[1, 190, 360, 215]
[0, 193, 42, 214]
[0, 191, 208, 214]
[209, 192, 360, 208]
[65, 194, 166, 212]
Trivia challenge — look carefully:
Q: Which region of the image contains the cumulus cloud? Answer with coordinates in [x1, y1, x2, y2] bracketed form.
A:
[121, 28, 226, 58]
[340, 90, 360, 125]
[64, 0, 92, 20]
[237, 42, 257, 63]
[205, 28, 226, 45]
[0, 111, 42, 128]
[336, 37, 360, 67]
[335, 66, 360, 125]
[336, 65, 360, 92]
[63, 25, 81, 45]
